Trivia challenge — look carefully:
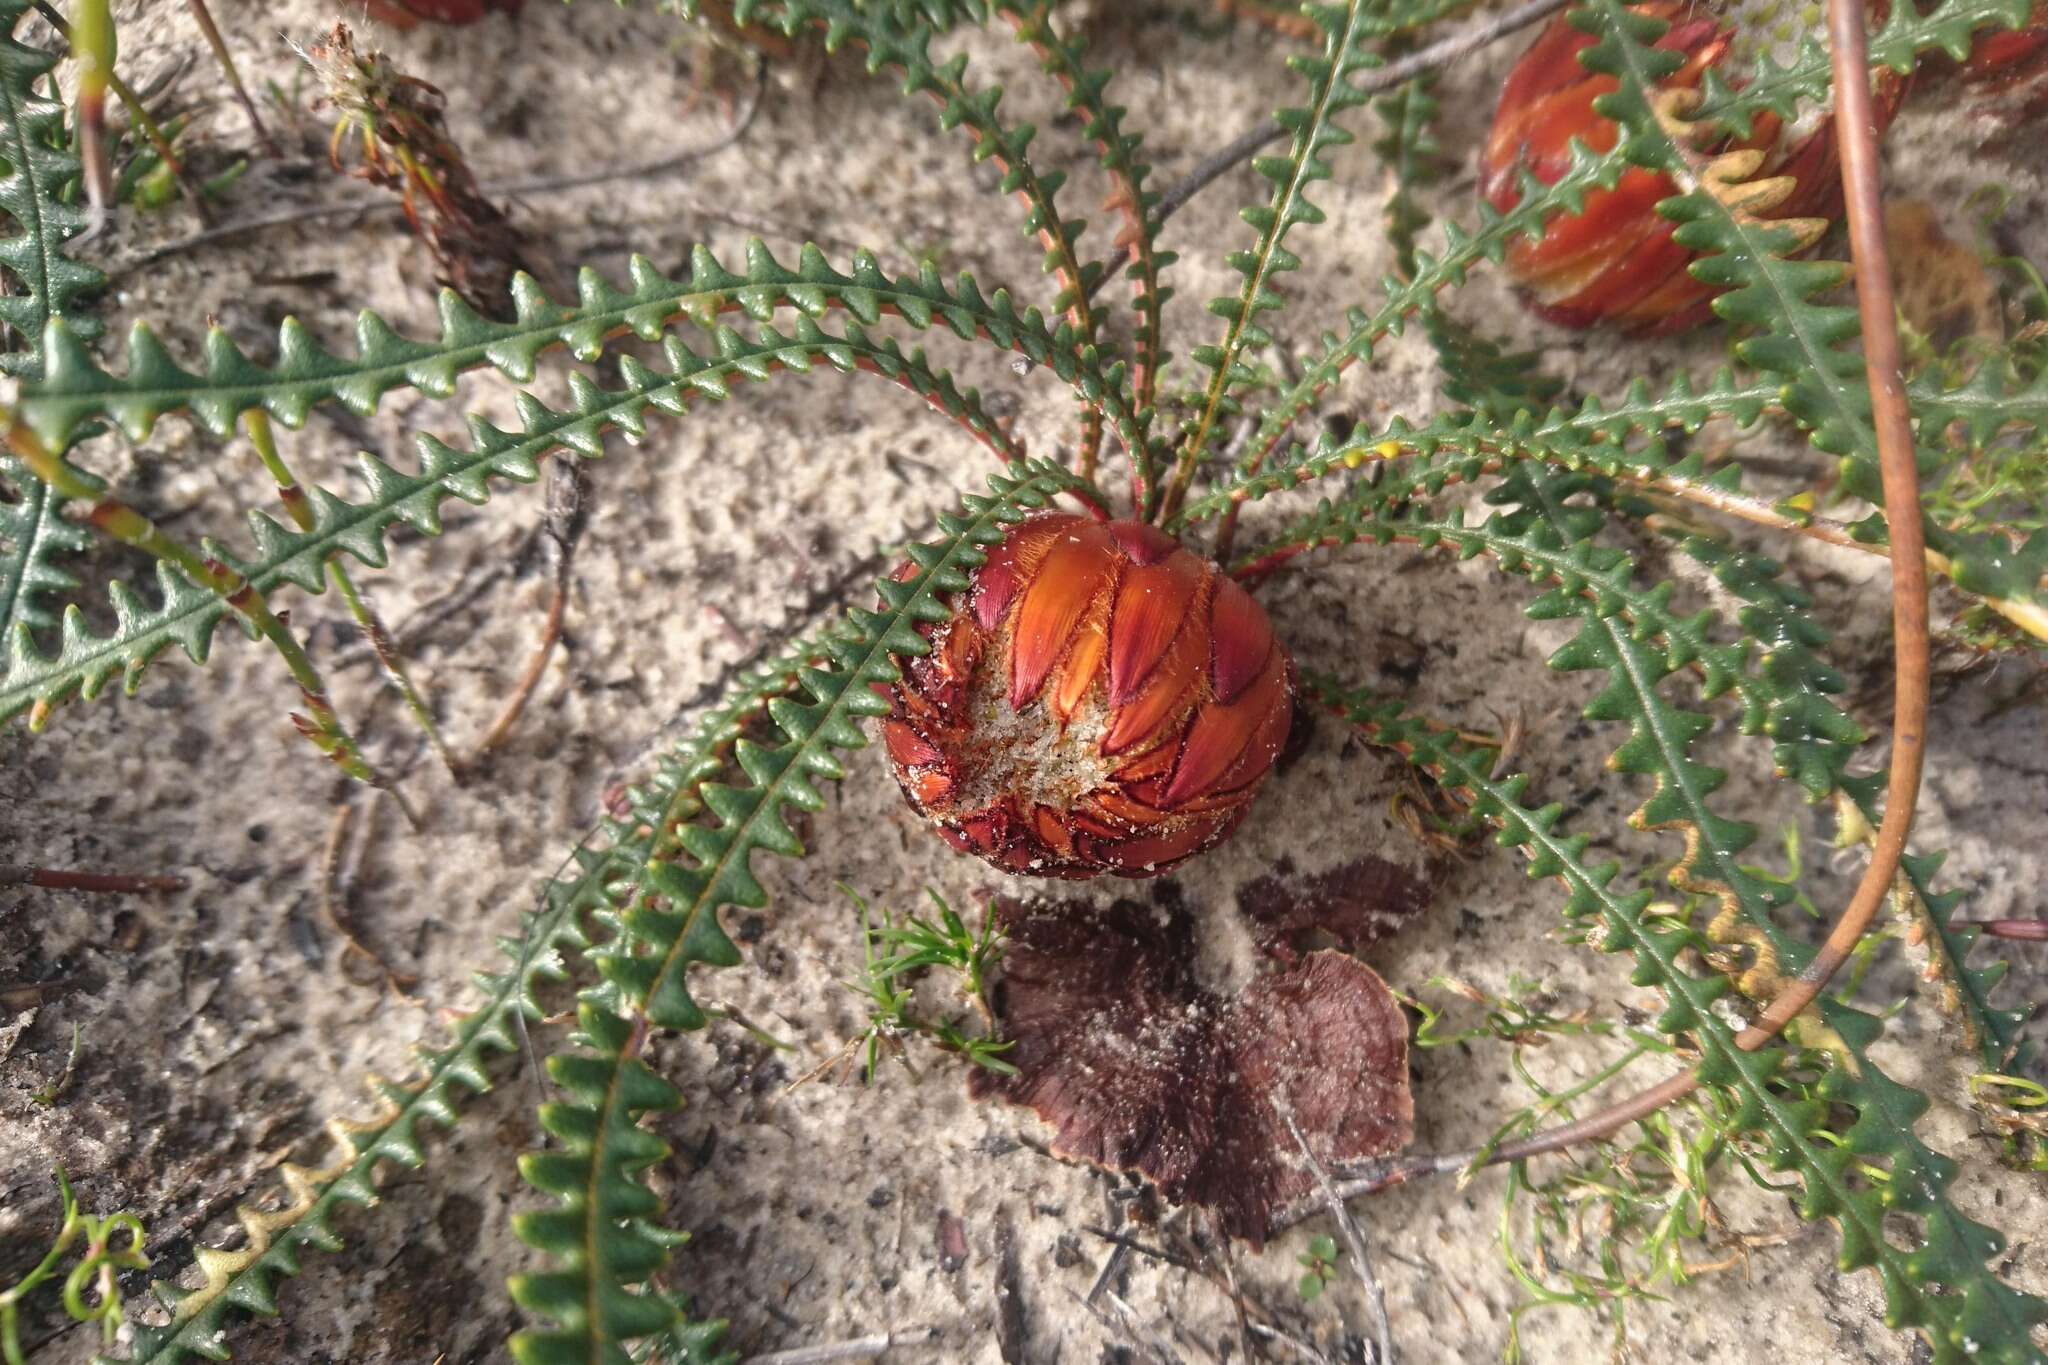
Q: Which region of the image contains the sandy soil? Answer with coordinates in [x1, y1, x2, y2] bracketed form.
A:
[3, 1, 2046, 1363]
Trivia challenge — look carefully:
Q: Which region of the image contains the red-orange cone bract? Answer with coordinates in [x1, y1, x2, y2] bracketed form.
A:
[364, 0, 521, 28]
[884, 514, 1294, 879]
[1481, 3, 1885, 333]
[1955, 3, 2048, 135]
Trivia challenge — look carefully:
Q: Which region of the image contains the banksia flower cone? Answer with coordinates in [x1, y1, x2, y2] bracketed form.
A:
[884, 514, 1294, 879]
[1481, 3, 1894, 333]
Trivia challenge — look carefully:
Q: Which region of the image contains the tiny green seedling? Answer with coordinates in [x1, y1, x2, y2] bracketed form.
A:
[1403, 976, 1828, 1360]
[1400, 973, 1623, 1051]
[1297, 1235, 1341, 1301]
[1972, 1072, 2048, 1172]
[800, 886, 1016, 1087]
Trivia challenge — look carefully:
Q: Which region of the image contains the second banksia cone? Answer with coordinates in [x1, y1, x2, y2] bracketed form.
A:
[1481, 3, 1902, 333]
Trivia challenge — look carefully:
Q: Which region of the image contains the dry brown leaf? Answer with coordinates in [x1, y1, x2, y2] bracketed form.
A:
[969, 895, 1413, 1243]
[1885, 200, 2003, 354]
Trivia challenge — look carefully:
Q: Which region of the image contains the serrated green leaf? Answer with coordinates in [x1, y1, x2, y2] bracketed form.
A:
[0, 0, 106, 655]
[3, 312, 1034, 731]
[508, 459, 1092, 1364]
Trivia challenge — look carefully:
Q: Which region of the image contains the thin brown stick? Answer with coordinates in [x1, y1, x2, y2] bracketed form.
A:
[475, 584, 567, 754]
[1094, 0, 1571, 304]
[475, 461, 585, 756]
[1084, 1227, 1200, 1274]
[1966, 920, 2048, 941]
[1626, 474, 2048, 642]
[491, 63, 768, 198]
[320, 796, 419, 994]
[329, 560, 513, 672]
[183, 0, 279, 155]
[1088, 1199, 1181, 1308]
[1088, 1214, 1344, 1363]
[1456, 0, 1933, 1165]
[1208, 416, 1261, 561]
[1245, 1321, 1336, 1365]
[0, 864, 186, 894]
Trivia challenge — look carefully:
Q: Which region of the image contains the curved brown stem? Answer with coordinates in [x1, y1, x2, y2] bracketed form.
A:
[1461, 0, 1933, 1165]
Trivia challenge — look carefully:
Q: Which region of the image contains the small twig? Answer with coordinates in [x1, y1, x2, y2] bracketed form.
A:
[1679, 1222, 1815, 1277]
[0, 864, 185, 894]
[1123, 1212, 1344, 1365]
[68, 0, 114, 234]
[1082, 1227, 1199, 1274]
[118, 68, 766, 271]
[1965, 919, 2048, 940]
[475, 574, 567, 753]
[334, 794, 376, 912]
[782, 1035, 868, 1092]
[1086, 1196, 1145, 1305]
[994, 1211, 1029, 1365]
[114, 196, 387, 269]
[1282, 1112, 1394, 1365]
[185, 0, 279, 155]
[1486, 703, 1526, 782]
[1266, 1149, 1477, 1233]
[335, 566, 460, 775]
[736, 1326, 936, 1364]
[1213, 1236, 1260, 1365]
[318, 801, 352, 927]
[475, 459, 587, 757]
[499, 62, 768, 198]
[1627, 470, 2048, 643]
[329, 560, 515, 673]
[1245, 1322, 1335, 1365]
[320, 796, 419, 994]
[1209, 417, 1259, 562]
[1090, 0, 1570, 300]
[1067, 1288, 1187, 1365]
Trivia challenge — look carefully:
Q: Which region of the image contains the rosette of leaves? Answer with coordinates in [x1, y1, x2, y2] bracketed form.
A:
[3, 1, 2046, 1363]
